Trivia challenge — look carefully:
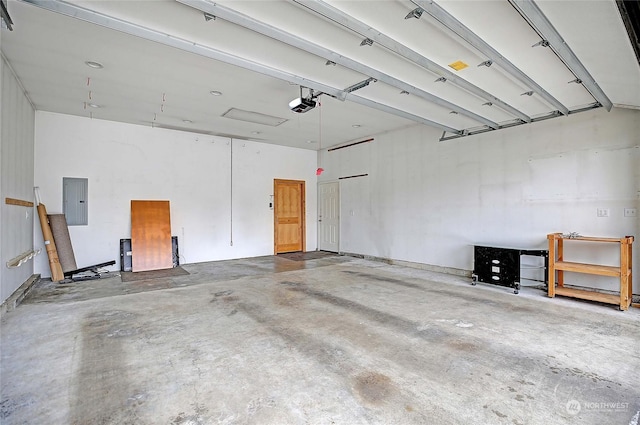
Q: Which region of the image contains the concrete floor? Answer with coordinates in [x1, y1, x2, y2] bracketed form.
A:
[1, 254, 639, 425]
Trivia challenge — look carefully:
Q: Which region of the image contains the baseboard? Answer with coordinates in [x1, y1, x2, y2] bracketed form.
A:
[340, 252, 471, 278]
[0, 274, 40, 317]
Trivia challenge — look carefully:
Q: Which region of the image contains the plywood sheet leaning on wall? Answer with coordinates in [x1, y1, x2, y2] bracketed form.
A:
[37, 203, 64, 282]
[48, 214, 77, 273]
[131, 200, 173, 272]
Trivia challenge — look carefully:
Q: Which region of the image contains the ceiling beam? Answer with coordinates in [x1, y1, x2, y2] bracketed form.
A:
[508, 0, 613, 111]
[293, 0, 532, 123]
[177, 0, 499, 129]
[411, 0, 570, 116]
[348, 95, 460, 134]
[21, 0, 462, 134]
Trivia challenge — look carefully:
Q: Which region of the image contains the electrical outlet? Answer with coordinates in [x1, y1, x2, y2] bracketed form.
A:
[597, 208, 610, 218]
[624, 208, 637, 217]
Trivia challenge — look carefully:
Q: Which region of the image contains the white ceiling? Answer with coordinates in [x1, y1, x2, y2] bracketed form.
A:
[1, 0, 639, 150]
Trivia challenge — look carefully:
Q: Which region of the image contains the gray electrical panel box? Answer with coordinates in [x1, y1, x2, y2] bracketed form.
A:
[63, 177, 88, 226]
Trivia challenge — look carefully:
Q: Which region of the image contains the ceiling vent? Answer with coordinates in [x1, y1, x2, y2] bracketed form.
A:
[222, 108, 288, 126]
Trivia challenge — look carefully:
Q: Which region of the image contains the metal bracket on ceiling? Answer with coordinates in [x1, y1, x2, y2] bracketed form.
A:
[300, 86, 318, 101]
[482, 102, 493, 106]
[521, 91, 534, 96]
[568, 78, 582, 84]
[434, 77, 447, 83]
[477, 60, 493, 67]
[532, 39, 550, 48]
[325, 60, 336, 66]
[203, 12, 216, 21]
[344, 77, 376, 94]
[405, 8, 424, 20]
[360, 38, 374, 47]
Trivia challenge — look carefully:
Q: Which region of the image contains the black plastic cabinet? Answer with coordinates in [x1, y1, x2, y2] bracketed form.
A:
[472, 245, 548, 294]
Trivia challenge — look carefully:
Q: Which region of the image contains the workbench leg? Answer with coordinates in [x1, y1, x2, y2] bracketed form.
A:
[620, 240, 630, 311]
[628, 241, 633, 308]
[557, 238, 564, 288]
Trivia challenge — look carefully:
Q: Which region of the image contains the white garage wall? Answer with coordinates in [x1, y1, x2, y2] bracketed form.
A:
[319, 107, 640, 294]
[1, 56, 36, 305]
[34, 111, 317, 277]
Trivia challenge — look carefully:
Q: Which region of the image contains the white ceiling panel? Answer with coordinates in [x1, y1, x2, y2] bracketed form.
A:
[2, 0, 638, 146]
[534, 0, 640, 109]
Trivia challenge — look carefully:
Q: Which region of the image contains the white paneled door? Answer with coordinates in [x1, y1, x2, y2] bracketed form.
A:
[318, 182, 339, 252]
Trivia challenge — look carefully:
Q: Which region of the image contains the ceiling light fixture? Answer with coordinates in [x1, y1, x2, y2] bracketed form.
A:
[87, 103, 101, 108]
[405, 8, 423, 20]
[85, 61, 104, 69]
[352, 124, 361, 128]
[210, 90, 222, 96]
[182, 119, 193, 124]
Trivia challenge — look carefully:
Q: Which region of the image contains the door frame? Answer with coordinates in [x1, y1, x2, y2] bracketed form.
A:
[273, 179, 306, 254]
